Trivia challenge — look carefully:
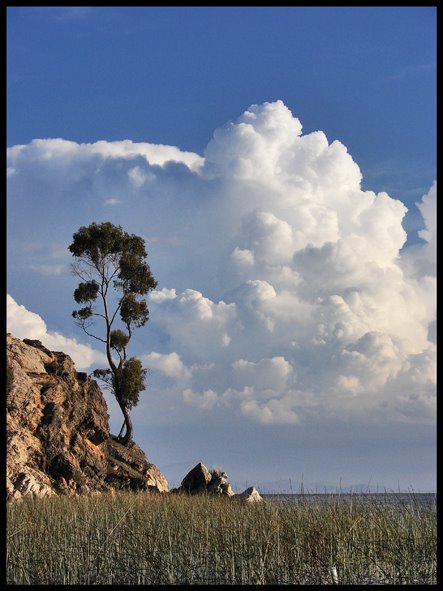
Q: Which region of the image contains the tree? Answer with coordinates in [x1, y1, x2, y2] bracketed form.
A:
[69, 221, 157, 445]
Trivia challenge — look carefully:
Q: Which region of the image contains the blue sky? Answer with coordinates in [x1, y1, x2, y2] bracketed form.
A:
[7, 6, 436, 210]
[7, 6, 436, 492]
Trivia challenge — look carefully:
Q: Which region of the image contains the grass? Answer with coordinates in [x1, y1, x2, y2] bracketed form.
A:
[6, 491, 436, 585]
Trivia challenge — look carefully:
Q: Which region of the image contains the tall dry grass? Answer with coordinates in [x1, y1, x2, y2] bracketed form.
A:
[6, 491, 436, 585]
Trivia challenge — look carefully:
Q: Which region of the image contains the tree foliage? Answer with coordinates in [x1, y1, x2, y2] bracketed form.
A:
[69, 221, 157, 445]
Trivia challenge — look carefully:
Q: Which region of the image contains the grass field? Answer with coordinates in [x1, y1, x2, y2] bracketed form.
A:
[6, 491, 436, 585]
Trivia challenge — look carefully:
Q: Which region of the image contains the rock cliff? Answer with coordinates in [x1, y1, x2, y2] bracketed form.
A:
[6, 333, 169, 500]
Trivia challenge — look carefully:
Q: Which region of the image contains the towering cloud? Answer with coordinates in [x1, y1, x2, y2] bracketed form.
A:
[7, 100, 436, 429]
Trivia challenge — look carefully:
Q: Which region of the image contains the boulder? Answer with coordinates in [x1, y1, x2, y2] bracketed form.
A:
[207, 470, 235, 496]
[174, 462, 250, 499]
[179, 462, 212, 494]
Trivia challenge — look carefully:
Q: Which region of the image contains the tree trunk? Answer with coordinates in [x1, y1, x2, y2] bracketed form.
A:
[116, 397, 133, 446]
[117, 420, 126, 439]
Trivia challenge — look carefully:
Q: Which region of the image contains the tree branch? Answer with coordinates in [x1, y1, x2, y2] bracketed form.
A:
[110, 299, 123, 327]
[78, 325, 107, 344]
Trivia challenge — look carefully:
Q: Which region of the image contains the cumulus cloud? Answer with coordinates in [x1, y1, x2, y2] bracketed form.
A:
[7, 294, 107, 371]
[143, 351, 192, 381]
[7, 100, 436, 428]
[417, 180, 436, 245]
[240, 396, 300, 425]
[149, 288, 237, 363]
[399, 181, 436, 283]
[183, 387, 218, 410]
[7, 137, 204, 171]
[232, 356, 293, 392]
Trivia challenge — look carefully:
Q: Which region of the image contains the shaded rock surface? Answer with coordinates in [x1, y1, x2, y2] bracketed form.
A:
[172, 462, 262, 501]
[179, 462, 213, 495]
[106, 437, 168, 493]
[6, 334, 168, 500]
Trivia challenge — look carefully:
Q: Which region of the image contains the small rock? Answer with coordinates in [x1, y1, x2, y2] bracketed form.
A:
[237, 486, 263, 503]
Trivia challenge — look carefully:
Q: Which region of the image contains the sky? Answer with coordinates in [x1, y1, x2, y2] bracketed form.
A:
[6, 6, 436, 492]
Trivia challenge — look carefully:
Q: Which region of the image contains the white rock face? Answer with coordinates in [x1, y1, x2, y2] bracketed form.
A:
[237, 486, 264, 503]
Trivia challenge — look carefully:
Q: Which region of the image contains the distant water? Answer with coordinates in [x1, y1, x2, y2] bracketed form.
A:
[262, 492, 436, 507]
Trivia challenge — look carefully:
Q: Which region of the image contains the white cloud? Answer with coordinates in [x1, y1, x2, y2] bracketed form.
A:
[7, 100, 436, 429]
[128, 165, 153, 187]
[399, 182, 436, 282]
[7, 294, 107, 371]
[417, 180, 436, 249]
[183, 387, 218, 410]
[240, 396, 300, 425]
[148, 289, 238, 363]
[240, 211, 295, 265]
[143, 351, 192, 381]
[7, 137, 203, 171]
[28, 264, 68, 276]
[150, 288, 177, 302]
[7, 294, 47, 338]
[104, 197, 120, 206]
[231, 246, 255, 267]
[232, 356, 293, 392]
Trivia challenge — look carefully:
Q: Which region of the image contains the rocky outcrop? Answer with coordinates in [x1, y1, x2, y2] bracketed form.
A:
[6, 333, 168, 500]
[106, 436, 168, 493]
[171, 462, 261, 501]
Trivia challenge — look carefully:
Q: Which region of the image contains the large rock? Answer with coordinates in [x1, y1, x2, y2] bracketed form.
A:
[179, 462, 212, 494]
[172, 462, 244, 499]
[6, 334, 168, 500]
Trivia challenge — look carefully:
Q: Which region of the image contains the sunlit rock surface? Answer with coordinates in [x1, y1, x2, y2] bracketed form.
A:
[6, 333, 168, 500]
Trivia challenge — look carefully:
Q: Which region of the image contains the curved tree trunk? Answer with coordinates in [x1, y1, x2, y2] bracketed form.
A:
[117, 420, 126, 439]
[116, 397, 133, 446]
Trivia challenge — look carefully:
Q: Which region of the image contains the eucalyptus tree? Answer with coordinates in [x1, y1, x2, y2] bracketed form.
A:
[69, 221, 157, 445]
